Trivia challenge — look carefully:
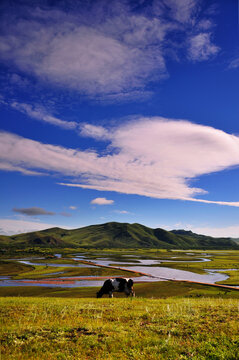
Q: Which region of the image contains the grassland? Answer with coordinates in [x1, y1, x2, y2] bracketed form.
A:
[0, 296, 239, 359]
[1, 249, 239, 283]
[217, 270, 239, 285]
[154, 251, 239, 284]
[0, 260, 34, 276]
[1, 250, 239, 359]
[0, 280, 239, 299]
[14, 265, 140, 280]
[93, 249, 239, 285]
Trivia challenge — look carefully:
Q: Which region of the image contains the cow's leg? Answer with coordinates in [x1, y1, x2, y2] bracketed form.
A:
[125, 289, 131, 297]
[125, 289, 135, 297]
[108, 291, 113, 298]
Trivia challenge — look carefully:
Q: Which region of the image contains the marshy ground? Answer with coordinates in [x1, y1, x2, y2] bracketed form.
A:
[1, 249, 239, 359]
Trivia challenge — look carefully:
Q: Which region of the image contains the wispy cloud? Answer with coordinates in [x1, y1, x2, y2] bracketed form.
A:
[80, 124, 110, 140]
[91, 198, 114, 205]
[0, 1, 219, 100]
[1, 116, 239, 206]
[187, 33, 219, 61]
[163, 0, 198, 23]
[114, 210, 130, 214]
[12, 207, 55, 216]
[60, 212, 72, 217]
[69, 206, 77, 210]
[228, 58, 239, 70]
[186, 198, 239, 207]
[11, 102, 77, 130]
[0, 162, 42, 176]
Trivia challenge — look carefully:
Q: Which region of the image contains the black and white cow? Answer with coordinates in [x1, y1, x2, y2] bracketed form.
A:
[96, 278, 135, 298]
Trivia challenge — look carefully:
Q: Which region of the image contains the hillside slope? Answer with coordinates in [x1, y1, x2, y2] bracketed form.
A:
[0, 222, 238, 250]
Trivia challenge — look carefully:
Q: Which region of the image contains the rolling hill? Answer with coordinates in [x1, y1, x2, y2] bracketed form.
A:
[0, 222, 238, 250]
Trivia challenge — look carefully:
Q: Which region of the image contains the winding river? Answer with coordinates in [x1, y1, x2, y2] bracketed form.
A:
[0, 253, 232, 288]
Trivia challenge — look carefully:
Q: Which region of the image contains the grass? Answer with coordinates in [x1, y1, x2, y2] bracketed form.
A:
[0, 281, 239, 299]
[0, 296, 239, 359]
[217, 270, 239, 285]
[0, 260, 34, 276]
[153, 251, 239, 281]
[1, 249, 239, 283]
[30, 258, 80, 264]
[93, 250, 239, 285]
[1, 249, 239, 360]
[11, 265, 140, 280]
[2, 221, 239, 250]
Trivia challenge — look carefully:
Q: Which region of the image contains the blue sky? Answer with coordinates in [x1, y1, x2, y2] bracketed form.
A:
[1, 0, 239, 237]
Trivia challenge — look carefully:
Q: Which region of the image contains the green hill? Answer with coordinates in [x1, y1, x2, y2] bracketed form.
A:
[0, 222, 238, 250]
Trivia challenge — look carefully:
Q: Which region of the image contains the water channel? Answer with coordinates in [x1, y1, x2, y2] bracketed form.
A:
[0, 253, 232, 288]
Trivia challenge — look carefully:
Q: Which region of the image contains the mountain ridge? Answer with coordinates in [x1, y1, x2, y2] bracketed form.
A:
[0, 222, 238, 250]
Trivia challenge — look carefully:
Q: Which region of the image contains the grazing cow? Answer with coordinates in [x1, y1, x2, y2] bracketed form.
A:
[97, 278, 135, 298]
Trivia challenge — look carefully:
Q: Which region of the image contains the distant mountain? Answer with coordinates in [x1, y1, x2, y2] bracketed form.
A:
[0, 222, 238, 250]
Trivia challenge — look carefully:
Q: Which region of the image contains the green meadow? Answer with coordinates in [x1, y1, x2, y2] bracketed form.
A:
[0, 296, 239, 360]
[1, 249, 239, 359]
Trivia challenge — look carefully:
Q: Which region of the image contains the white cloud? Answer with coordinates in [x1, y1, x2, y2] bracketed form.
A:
[186, 198, 239, 207]
[1, 117, 239, 206]
[80, 124, 110, 140]
[163, 0, 198, 23]
[0, 7, 166, 98]
[69, 206, 77, 210]
[91, 198, 114, 205]
[0, 1, 219, 100]
[114, 210, 130, 214]
[0, 162, 42, 176]
[188, 32, 219, 61]
[11, 102, 77, 130]
[0, 219, 69, 236]
[228, 58, 239, 70]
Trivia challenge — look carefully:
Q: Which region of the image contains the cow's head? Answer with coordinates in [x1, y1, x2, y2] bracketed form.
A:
[127, 279, 134, 289]
[96, 290, 103, 298]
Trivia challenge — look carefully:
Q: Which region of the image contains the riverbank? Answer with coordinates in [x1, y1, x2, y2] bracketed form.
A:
[1, 250, 239, 291]
[1, 280, 239, 298]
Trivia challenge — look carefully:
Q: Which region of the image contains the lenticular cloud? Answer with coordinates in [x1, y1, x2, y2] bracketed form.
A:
[1, 117, 239, 206]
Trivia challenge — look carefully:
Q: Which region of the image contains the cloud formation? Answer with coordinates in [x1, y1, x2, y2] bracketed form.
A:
[69, 206, 77, 210]
[11, 102, 77, 130]
[0, 0, 219, 100]
[161, 0, 198, 23]
[12, 207, 55, 216]
[1, 117, 239, 206]
[91, 198, 114, 205]
[114, 210, 130, 214]
[80, 124, 110, 140]
[188, 33, 219, 61]
[228, 58, 239, 70]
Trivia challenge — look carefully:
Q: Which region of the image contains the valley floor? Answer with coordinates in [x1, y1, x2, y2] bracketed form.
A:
[1, 250, 239, 359]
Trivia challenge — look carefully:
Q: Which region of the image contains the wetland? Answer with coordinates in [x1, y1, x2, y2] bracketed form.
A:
[1, 249, 239, 291]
